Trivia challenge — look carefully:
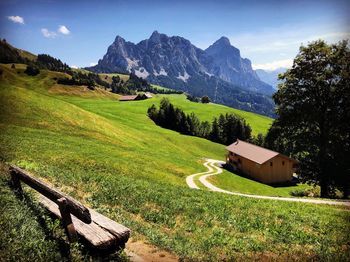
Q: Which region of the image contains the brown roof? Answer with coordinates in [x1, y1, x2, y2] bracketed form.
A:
[119, 95, 138, 101]
[226, 139, 281, 165]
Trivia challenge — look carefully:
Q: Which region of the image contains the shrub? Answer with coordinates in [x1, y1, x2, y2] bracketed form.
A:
[201, 96, 210, 103]
[24, 65, 40, 76]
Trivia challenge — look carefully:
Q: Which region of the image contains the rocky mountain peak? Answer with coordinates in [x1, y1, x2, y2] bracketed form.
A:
[149, 30, 164, 43]
[214, 36, 231, 47]
[114, 35, 126, 44]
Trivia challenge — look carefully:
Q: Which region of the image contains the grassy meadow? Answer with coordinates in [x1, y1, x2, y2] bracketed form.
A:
[0, 64, 349, 260]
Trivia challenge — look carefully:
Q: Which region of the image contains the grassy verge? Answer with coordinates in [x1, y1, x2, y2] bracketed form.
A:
[209, 169, 312, 197]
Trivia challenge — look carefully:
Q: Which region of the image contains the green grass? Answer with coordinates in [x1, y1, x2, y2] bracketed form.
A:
[0, 163, 84, 261]
[209, 169, 311, 197]
[99, 72, 130, 83]
[18, 48, 37, 61]
[1, 63, 349, 261]
[154, 94, 272, 136]
[0, 162, 128, 261]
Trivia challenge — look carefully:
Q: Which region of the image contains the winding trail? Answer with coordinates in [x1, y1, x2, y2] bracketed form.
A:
[186, 159, 350, 207]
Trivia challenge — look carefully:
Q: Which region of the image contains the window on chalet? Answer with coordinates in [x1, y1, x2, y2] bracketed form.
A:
[282, 161, 285, 166]
[238, 158, 241, 164]
[270, 162, 273, 167]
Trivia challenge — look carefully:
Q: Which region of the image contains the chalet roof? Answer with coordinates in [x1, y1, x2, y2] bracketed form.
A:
[226, 139, 281, 165]
[144, 93, 153, 98]
[119, 95, 138, 101]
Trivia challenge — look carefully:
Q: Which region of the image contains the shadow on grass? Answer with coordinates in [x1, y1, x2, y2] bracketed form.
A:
[8, 180, 127, 261]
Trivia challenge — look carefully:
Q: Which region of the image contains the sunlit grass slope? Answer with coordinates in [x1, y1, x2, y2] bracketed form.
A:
[146, 94, 272, 135]
[0, 64, 349, 261]
[97, 72, 273, 136]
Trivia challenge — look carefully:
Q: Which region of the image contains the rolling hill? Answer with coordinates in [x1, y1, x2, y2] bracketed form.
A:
[0, 63, 349, 260]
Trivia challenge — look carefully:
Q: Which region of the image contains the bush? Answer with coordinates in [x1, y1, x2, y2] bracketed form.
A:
[24, 65, 40, 76]
[201, 96, 210, 103]
[187, 94, 200, 102]
[290, 187, 320, 198]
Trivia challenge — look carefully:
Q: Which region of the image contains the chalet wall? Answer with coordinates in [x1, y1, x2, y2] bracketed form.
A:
[227, 153, 294, 184]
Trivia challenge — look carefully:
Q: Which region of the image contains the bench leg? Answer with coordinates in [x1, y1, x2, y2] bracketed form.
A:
[10, 170, 23, 198]
[57, 197, 78, 242]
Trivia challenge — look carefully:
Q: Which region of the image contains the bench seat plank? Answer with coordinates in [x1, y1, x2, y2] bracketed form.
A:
[39, 195, 118, 250]
[89, 209, 130, 244]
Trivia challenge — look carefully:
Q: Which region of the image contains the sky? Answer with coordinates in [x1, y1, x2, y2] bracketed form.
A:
[1, 0, 349, 70]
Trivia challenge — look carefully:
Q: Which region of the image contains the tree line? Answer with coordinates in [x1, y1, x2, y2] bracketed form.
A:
[147, 98, 252, 144]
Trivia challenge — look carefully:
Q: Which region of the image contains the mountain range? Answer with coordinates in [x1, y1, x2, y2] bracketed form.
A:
[87, 31, 276, 117]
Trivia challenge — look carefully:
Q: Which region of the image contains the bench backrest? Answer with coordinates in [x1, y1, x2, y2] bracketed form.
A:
[10, 165, 91, 224]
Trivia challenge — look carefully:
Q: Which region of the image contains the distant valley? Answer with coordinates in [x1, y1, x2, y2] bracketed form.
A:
[87, 31, 276, 117]
[255, 68, 287, 89]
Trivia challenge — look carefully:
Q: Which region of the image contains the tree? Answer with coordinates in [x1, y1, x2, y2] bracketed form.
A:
[201, 96, 210, 103]
[250, 133, 265, 147]
[147, 104, 158, 122]
[186, 94, 200, 102]
[265, 40, 350, 198]
[24, 65, 40, 76]
[209, 118, 220, 143]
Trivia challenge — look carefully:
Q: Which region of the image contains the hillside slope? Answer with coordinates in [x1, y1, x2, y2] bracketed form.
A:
[1, 64, 349, 260]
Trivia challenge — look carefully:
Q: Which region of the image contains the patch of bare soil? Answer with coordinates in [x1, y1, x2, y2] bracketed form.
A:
[126, 238, 178, 262]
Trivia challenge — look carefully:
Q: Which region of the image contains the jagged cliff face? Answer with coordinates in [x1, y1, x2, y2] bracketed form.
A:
[204, 37, 274, 94]
[89, 31, 274, 95]
[94, 31, 209, 87]
[88, 31, 276, 116]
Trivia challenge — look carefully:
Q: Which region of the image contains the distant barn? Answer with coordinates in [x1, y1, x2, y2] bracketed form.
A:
[119, 93, 152, 101]
[226, 139, 298, 184]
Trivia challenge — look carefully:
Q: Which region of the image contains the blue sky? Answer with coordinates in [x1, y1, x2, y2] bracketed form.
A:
[1, 0, 349, 70]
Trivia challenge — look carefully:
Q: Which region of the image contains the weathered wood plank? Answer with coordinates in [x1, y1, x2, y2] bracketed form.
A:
[89, 209, 130, 245]
[9, 165, 91, 224]
[39, 195, 117, 250]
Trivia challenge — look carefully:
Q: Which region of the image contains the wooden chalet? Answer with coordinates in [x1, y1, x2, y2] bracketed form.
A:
[226, 139, 298, 184]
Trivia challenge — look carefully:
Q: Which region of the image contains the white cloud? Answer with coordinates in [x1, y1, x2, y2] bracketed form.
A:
[41, 28, 57, 38]
[41, 25, 71, 38]
[7, 15, 24, 24]
[253, 58, 293, 71]
[70, 65, 78, 69]
[89, 62, 97, 66]
[58, 25, 70, 35]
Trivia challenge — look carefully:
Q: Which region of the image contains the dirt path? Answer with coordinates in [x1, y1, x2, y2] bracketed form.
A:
[186, 161, 214, 189]
[186, 159, 350, 207]
[125, 239, 178, 262]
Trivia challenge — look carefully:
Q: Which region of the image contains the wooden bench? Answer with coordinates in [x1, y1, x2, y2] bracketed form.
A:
[9, 165, 130, 253]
